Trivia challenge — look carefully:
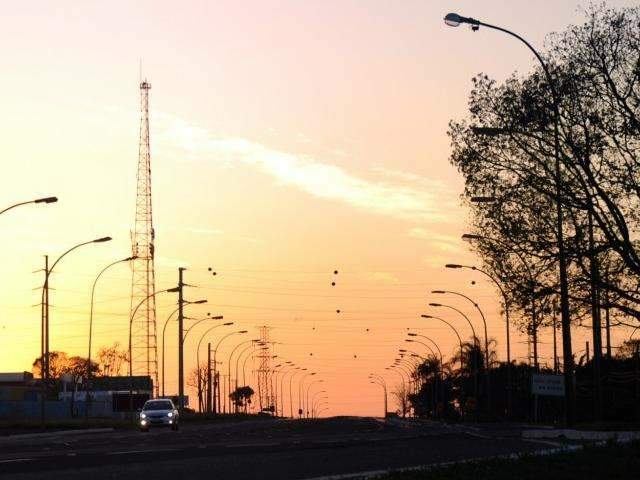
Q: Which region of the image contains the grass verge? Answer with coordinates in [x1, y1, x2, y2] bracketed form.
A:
[376, 441, 640, 480]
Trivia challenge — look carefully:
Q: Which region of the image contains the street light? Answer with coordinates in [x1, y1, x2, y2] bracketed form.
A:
[278, 364, 296, 417]
[128, 285, 178, 419]
[289, 368, 305, 418]
[298, 372, 316, 418]
[1, 196, 58, 216]
[228, 339, 256, 413]
[38, 234, 111, 426]
[443, 9, 574, 425]
[311, 392, 328, 418]
[445, 263, 511, 368]
[431, 291, 488, 370]
[421, 315, 464, 368]
[431, 291, 490, 416]
[305, 379, 324, 418]
[212, 330, 247, 413]
[407, 333, 443, 364]
[41, 236, 112, 379]
[86, 255, 135, 421]
[428, 302, 478, 345]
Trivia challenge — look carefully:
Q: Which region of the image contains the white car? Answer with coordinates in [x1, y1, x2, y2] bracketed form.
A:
[139, 399, 179, 431]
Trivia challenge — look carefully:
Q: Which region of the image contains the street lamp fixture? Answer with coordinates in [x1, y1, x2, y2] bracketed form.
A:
[93, 236, 112, 243]
[34, 197, 58, 204]
[445, 264, 463, 269]
[443, 12, 480, 28]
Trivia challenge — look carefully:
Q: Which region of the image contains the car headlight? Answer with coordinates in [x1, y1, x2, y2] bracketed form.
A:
[167, 412, 173, 417]
[140, 413, 146, 419]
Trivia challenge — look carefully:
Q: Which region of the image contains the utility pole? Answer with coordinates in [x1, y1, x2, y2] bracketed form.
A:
[207, 343, 212, 413]
[40, 255, 49, 428]
[177, 267, 185, 413]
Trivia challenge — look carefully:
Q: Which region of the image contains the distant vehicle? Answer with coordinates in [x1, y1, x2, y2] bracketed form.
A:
[139, 399, 179, 432]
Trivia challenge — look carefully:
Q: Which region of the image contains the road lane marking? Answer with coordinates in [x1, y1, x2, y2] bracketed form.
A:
[0, 458, 32, 464]
[108, 448, 177, 455]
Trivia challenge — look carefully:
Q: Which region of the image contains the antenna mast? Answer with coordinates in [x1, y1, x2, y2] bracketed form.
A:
[129, 77, 159, 396]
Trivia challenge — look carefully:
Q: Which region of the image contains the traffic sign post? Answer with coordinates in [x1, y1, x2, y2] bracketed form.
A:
[531, 374, 565, 422]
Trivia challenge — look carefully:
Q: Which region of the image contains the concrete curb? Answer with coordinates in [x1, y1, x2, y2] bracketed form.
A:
[523, 429, 640, 441]
[0, 428, 114, 442]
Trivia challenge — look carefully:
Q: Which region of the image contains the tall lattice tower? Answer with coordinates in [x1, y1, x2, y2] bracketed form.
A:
[129, 79, 158, 396]
[257, 326, 273, 412]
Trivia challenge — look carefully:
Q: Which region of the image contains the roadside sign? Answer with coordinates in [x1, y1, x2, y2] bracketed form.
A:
[531, 374, 565, 397]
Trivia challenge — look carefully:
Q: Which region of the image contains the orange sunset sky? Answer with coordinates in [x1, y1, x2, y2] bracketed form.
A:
[1, 0, 637, 417]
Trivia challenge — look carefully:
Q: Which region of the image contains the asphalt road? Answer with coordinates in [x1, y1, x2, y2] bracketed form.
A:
[0, 417, 550, 479]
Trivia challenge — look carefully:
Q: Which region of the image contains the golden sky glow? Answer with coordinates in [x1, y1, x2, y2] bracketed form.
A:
[1, 0, 637, 416]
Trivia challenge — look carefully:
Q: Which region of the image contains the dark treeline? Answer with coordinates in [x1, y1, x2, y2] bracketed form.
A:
[403, 338, 640, 423]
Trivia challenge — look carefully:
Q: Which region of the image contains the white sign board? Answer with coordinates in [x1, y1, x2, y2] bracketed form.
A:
[531, 374, 565, 397]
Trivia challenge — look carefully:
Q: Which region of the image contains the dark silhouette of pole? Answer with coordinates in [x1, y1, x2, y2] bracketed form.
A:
[41, 236, 111, 427]
[298, 372, 316, 418]
[446, 260, 516, 414]
[305, 379, 323, 418]
[236, 341, 260, 389]
[369, 374, 388, 417]
[177, 268, 185, 413]
[213, 330, 247, 413]
[432, 291, 490, 416]
[129, 286, 178, 421]
[195, 322, 234, 412]
[421, 315, 463, 368]
[289, 368, 306, 418]
[444, 11, 574, 425]
[161, 307, 179, 397]
[407, 334, 443, 364]
[228, 339, 254, 413]
[279, 364, 296, 417]
[385, 366, 405, 391]
[461, 232, 542, 416]
[404, 340, 436, 364]
[86, 256, 135, 422]
[311, 391, 328, 418]
[207, 344, 212, 412]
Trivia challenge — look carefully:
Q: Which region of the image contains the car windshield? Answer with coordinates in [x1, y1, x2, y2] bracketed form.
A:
[143, 400, 173, 411]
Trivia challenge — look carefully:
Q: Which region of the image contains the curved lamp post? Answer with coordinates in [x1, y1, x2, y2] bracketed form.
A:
[227, 339, 256, 413]
[408, 333, 443, 363]
[432, 291, 489, 415]
[298, 372, 316, 418]
[1, 196, 57, 216]
[305, 379, 323, 418]
[421, 315, 463, 368]
[443, 10, 574, 424]
[428, 301, 478, 347]
[213, 330, 247, 413]
[128, 285, 179, 419]
[86, 255, 135, 421]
